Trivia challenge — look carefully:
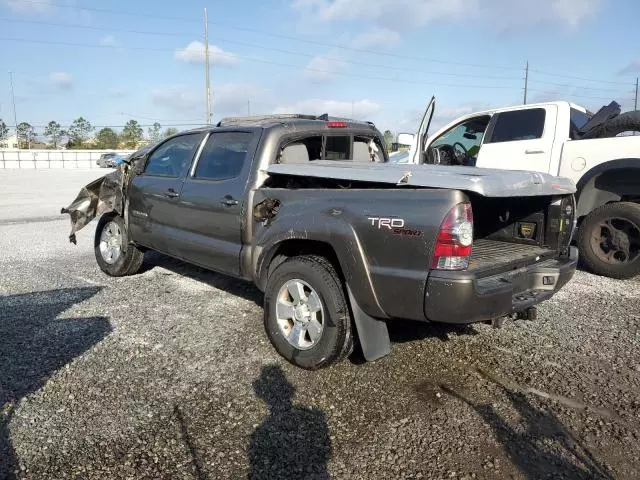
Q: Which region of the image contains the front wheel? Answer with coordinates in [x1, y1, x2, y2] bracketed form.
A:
[94, 214, 145, 277]
[263, 255, 353, 370]
[577, 202, 640, 279]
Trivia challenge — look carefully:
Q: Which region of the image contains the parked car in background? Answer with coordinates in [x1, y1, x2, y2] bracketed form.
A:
[400, 97, 640, 279]
[97, 152, 120, 168]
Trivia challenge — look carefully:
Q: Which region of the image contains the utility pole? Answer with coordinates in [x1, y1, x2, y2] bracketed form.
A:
[635, 77, 638, 111]
[247, 100, 251, 116]
[523, 61, 529, 105]
[204, 8, 212, 125]
[351, 100, 354, 118]
[9, 71, 18, 143]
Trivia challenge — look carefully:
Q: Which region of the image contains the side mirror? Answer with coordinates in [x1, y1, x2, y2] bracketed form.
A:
[397, 133, 415, 146]
[132, 156, 146, 174]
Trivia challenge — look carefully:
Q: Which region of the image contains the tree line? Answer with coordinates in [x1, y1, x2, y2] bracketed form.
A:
[0, 118, 180, 150]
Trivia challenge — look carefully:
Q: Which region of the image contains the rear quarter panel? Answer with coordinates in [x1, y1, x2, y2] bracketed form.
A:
[252, 188, 465, 321]
[559, 136, 640, 182]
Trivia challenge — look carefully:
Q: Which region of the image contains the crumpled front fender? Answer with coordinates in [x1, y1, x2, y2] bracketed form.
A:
[61, 166, 130, 244]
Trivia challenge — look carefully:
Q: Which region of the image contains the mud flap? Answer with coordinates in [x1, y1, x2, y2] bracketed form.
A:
[347, 285, 391, 362]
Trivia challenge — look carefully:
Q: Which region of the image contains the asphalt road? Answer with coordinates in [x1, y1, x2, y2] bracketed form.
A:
[1, 169, 639, 479]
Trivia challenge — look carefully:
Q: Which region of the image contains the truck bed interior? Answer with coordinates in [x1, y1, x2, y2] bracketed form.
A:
[469, 195, 567, 276]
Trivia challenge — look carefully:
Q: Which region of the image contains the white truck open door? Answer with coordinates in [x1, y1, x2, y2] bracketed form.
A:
[410, 96, 435, 164]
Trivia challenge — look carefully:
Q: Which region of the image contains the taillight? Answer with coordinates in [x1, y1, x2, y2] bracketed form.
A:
[432, 203, 473, 270]
[326, 121, 348, 128]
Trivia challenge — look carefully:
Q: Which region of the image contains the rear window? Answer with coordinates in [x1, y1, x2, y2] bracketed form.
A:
[486, 108, 546, 143]
[325, 136, 350, 160]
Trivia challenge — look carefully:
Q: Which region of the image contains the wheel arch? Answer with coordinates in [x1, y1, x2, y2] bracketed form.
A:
[255, 229, 387, 320]
[257, 239, 341, 291]
[576, 158, 640, 218]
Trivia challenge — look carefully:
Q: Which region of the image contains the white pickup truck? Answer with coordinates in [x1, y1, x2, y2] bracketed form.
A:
[399, 98, 640, 279]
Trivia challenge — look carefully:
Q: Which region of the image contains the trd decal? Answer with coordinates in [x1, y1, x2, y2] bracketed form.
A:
[368, 217, 405, 229]
[368, 217, 423, 237]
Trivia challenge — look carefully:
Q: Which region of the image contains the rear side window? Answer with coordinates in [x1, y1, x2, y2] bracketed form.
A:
[486, 109, 546, 143]
[570, 108, 591, 139]
[570, 108, 590, 130]
[325, 136, 350, 160]
[194, 132, 252, 180]
[145, 133, 203, 177]
[353, 136, 384, 162]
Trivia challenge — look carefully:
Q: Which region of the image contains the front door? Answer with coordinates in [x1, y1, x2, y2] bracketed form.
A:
[176, 130, 259, 276]
[475, 105, 557, 173]
[411, 96, 435, 164]
[128, 133, 204, 254]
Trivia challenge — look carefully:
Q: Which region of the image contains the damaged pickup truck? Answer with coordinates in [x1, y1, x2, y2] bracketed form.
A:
[63, 114, 579, 369]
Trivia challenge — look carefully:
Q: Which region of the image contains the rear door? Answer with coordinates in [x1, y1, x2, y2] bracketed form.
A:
[176, 130, 259, 276]
[475, 105, 557, 173]
[128, 133, 204, 253]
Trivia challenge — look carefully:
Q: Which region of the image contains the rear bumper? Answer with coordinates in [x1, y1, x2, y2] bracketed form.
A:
[424, 247, 578, 324]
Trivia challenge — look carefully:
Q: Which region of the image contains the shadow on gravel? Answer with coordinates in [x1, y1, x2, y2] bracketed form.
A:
[442, 382, 613, 480]
[0, 287, 111, 480]
[387, 318, 479, 344]
[248, 365, 332, 480]
[142, 252, 263, 306]
[174, 405, 208, 480]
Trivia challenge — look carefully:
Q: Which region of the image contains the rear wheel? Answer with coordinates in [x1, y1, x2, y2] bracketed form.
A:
[263, 255, 353, 370]
[94, 214, 145, 277]
[577, 202, 640, 279]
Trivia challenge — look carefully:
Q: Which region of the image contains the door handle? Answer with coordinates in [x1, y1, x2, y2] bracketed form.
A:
[163, 188, 180, 198]
[525, 149, 545, 154]
[221, 197, 239, 206]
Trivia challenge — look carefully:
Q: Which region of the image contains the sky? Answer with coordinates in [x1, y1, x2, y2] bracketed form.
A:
[1, 0, 639, 137]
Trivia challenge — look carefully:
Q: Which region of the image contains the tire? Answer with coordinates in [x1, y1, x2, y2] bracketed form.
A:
[263, 255, 353, 370]
[94, 213, 145, 277]
[577, 202, 640, 279]
[581, 111, 640, 139]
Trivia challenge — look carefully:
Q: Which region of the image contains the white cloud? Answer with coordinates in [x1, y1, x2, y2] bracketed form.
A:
[550, 0, 601, 29]
[100, 35, 120, 47]
[273, 99, 381, 119]
[152, 83, 265, 118]
[4, 0, 53, 12]
[175, 41, 239, 66]
[49, 72, 74, 91]
[213, 83, 266, 114]
[293, 0, 601, 31]
[151, 86, 202, 115]
[350, 27, 400, 49]
[303, 49, 346, 83]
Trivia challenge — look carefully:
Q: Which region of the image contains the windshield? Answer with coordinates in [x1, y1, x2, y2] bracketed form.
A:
[431, 118, 489, 152]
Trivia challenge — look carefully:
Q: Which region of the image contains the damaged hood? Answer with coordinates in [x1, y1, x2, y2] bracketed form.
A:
[266, 161, 576, 197]
[61, 166, 130, 244]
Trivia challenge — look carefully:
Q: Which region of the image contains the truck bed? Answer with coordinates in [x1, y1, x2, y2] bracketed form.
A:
[469, 239, 556, 275]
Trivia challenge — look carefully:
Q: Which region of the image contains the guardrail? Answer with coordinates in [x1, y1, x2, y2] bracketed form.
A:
[0, 150, 136, 169]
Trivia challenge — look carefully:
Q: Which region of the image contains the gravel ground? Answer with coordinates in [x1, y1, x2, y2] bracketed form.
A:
[1, 170, 639, 479]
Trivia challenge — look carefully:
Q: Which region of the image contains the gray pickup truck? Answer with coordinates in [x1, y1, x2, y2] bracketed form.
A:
[63, 114, 578, 369]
